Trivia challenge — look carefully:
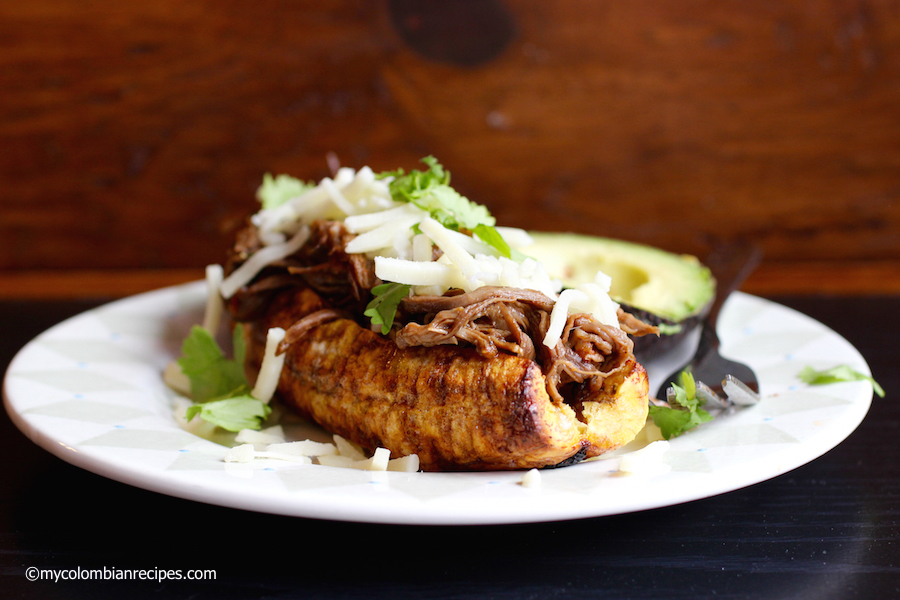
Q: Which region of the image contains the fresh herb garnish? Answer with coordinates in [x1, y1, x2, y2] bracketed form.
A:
[380, 156, 515, 259]
[185, 396, 272, 432]
[177, 326, 248, 402]
[649, 371, 714, 439]
[364, 282, 412, 334]
[798, 365, 885, 398]
[177, 325, 271, 431]
[257, 173, 316, 210]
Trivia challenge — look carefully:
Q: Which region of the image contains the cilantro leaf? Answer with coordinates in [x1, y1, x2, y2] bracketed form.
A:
[381, 156, 496, 232]
[257, 173, 316, 210]
[798, 365, 885, 398]
[232, 323, 246, 367]
[364, 282, 412, 335]
[177, 325, 249, 402]
[647, 405, 697, 440]
[473, 223, 512, 258]
[649, 371, 713, 439]
[380, 155, 449, 197]
[418, 185, 495, 231]
[185, 396, 272, 432]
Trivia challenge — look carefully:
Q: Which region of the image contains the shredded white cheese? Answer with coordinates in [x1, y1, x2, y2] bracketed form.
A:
[373, 217, 561, 299]
[202, 264, 224, 333]
[250, 327, 286, 404]
[266, 440, 338, 457]
[543, 271, 620, 348]
[252, 167, 394, 245]
[520, 468, 542, 488]
[224, 443, 257, 463]
[223, 433, 419, 473]
[235, 425, 286, 450]
[344, 211, 425, 255]
[387, 454, 420, 473]
[332, 434, 367, 461]
[220, 226, 311, 299]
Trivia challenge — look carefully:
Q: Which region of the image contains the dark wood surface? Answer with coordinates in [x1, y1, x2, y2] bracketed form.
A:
[2, 295, 897, 599]
[2, 1, 900, 285]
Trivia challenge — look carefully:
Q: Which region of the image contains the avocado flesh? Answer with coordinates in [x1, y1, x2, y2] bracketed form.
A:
[525, 232, 716, 358]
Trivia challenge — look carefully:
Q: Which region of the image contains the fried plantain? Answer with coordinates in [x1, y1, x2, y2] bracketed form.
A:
[243, 286, 649, 471]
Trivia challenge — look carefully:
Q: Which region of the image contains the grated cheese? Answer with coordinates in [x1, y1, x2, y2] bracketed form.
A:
[202, 264, 224, 333]
[250, 327, 286, 404]
[542, 271, 621, 348]
[266, 440, 338, 457]
[520, 468, 541, 488]
[235, 425, 286, 450]
[220, 226, 311, 299]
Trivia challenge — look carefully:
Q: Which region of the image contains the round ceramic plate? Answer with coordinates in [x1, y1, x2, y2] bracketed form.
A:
[3, 282, 875, 525]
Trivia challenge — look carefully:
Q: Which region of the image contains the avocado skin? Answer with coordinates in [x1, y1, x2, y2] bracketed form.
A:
[525, 231, 716, 360]
[621, 302, 709, 362]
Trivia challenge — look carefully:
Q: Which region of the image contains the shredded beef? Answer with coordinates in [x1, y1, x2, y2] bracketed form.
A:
[541, 314, 634, 405]
[226, 219, 377, 321]
[226, 219, 654, 407]
[617, 308, 659, 337]
[394, 287, 637, 405]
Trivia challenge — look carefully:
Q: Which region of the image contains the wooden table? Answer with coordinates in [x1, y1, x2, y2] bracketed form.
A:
[2, 294, 896, 599]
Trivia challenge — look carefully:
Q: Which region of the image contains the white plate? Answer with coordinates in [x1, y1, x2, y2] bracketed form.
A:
[3, 282, 874, 525]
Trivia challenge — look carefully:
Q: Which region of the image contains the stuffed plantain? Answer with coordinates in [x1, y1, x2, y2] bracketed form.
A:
[241, 284, 649, 471]
[219, 157, 656, 471]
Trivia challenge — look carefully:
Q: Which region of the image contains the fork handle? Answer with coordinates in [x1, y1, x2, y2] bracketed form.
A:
[704, 240, 763, 328]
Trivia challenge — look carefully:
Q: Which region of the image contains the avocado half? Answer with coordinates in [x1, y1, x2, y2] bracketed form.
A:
[525, 232, 716, 360]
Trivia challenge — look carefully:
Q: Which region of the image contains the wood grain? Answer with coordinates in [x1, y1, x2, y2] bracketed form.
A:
[2, 1, 899, 293]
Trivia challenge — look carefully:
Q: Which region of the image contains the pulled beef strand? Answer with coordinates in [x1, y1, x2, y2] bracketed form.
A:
[396, 287, 640, 406]
[401, 286, 556, 314]
[394, 296, 544, 360]
[617, 308, 659, 337]
[285, 220, 377, 303]
[277, 308, 349, 355]
[541, 314, 634, 405]
[226, 219, 377, 320]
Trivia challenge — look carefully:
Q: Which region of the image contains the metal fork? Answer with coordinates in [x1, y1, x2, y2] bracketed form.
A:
[654, 240, 763, 401]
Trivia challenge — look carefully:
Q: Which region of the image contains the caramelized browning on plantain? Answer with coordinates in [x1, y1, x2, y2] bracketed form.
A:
[244, 286, 649, 471]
